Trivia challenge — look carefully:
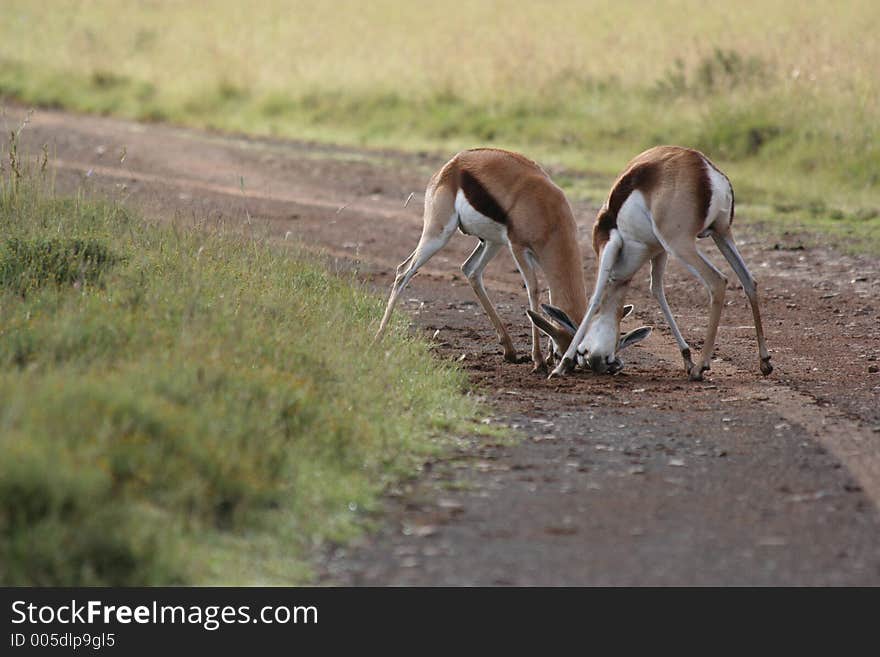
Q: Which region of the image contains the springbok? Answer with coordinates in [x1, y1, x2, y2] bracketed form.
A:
[373, 148, 652, 372]
[540, 145, 772, 380]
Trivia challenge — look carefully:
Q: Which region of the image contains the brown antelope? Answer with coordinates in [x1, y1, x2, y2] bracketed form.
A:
[541, 145, 773, 380]
[373, 148, 652, 372]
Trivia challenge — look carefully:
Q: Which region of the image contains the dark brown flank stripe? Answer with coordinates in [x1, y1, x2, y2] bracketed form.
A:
[593, 161, 658, 251]
[695, 157, 713, 229]
[730, 183, 735, 224]
[460, 169, 508, 225]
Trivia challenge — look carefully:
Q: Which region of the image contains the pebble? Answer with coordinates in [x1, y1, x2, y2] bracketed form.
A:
[437, 499, 464, 514]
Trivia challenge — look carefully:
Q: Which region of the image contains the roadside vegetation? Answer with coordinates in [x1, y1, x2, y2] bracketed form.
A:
[0, 135, 477, 585]
[1, 1, 877, 250]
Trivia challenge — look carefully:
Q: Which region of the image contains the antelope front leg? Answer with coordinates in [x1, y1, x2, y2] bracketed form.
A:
[510, 244, 547, 374]
[530, 327, 547, 373]
[665, 240, 727, 381]
[650, 253, 699, 376]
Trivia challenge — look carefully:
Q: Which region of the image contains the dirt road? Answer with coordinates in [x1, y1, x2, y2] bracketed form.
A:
[9, 107, 880, 585]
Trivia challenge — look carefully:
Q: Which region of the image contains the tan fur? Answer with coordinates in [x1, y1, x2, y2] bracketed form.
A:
[554, 145, 771, 381]
[375, 148, 588, 372]
[593, 146, 712, 254]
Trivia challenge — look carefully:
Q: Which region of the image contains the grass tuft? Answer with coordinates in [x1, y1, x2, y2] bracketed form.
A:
[0, 142, 478, 584]
[0, 237, 121, 296]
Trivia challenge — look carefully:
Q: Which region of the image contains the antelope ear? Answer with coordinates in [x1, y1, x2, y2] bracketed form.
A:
[622, 304, 634, 319]
[618, 326, 652, 351]
[540, 304, 576, 335]
[527, 309, 568, 343]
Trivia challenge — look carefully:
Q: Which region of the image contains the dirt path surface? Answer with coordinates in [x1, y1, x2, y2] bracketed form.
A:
[9, 107, 880, 585]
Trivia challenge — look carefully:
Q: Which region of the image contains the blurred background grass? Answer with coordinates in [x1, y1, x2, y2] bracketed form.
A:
[0, 1, 878, 244]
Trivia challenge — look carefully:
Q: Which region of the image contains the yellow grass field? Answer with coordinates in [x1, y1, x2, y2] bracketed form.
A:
[5, 1, 876, 102]
[1, 1, 878, 240]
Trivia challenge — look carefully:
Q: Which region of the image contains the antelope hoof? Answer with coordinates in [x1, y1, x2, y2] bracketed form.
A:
[531, 361, 548, 375]
[760, 357, 773, 376]
[548, 357, 574, 380]
[503, 350, 519, 363]
[688, 364, 708, 381]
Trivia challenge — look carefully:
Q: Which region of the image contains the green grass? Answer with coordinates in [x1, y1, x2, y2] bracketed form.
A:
[0, 1, 877, 250]
[0, 155, 477, 585]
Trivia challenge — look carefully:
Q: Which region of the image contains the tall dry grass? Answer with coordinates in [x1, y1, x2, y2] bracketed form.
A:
[1, 1, 878, 241]
[5, 1, 876, 102]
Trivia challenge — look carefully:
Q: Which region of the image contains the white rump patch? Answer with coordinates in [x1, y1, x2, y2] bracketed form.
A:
[702, 161, 733, 233]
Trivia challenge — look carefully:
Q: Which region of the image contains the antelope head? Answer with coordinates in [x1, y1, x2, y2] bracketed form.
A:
[528, 303, 651, 374]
